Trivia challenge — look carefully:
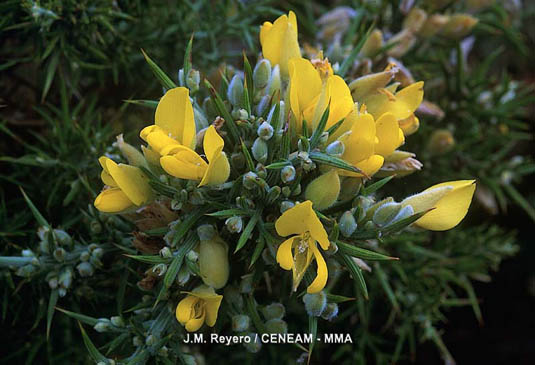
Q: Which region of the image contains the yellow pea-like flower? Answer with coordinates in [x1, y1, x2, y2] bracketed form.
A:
[359, 81, 424, 123]
[175, 285, 223, 332]
[401, 180, 476, 231]
[275, 201, 331, 294]
[288, 58, 353, 132]
[260, 11, 301, 78]
[160, 125, 230, 186]
[336, 111, 384, 178]
[94, 157, 153, 213]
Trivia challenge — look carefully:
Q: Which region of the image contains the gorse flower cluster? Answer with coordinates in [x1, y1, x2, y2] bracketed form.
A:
[91, 10, 476, 338]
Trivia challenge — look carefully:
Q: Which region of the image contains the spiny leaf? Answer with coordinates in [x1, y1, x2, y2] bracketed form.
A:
[309, 103, 330, 148]
[337, 241, 398, 261]
[46, 289, 59, 340]
[56, 307, 99, 326]
[141, 49, 177, 90]
[205, 79, 240, 144]
[234, 211, 260, 253]
[309, 151, 365, 176]
[78, 322, 108, 363]
[20, 187, 50, 228]
[361, 175, 395, 196]
[337, 252, 368, 299]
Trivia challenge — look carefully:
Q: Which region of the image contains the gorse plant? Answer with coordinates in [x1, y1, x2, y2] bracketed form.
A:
[1, 1, 531, 364]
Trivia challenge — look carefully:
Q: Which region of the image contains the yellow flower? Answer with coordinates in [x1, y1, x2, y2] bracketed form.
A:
[260, 11, 301, 78]
[275, 201, 331, 294]
[140, 87, 196, 154]
[175, 285, 223, 332]
[288, 58, 353, 131]
[94, 157, 153, 213]
[360, 81, 424, 121]
[334, 107, 405, 178]
[401, 180, 476, 231]
[198, 234, 229, 289]
[159, 125, 230, 186]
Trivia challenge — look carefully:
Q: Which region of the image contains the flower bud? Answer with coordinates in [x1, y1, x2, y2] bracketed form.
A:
[280, 165, 296, 183]
[252, 138, 268, 164]
[253, 59, 271, 89]
[231, 152, 245, 170]
[257, 121, 274, 140]
[48, 277, 58, 289]
[16, 264, 36, 278]
[132, 336, 143, 347]
[94, 319, 112, 333]
[232, 314, 251, 332]
[239, 274, 254, 294]
[387, 29, 416, 58]
[115, 134, 148, 168]
[321, 303, 339, 321]
[267, 186, 281, 204]
[280, 200, 295, 213]
[77, 262, 94, 277]
[360, 29, 384, 58]
[224, 285, 244, 310]
[39, 239, 50, 254]
[262, 302, 286, 320]
[145, 334, 157, 346]
[58, 267, 73, 289]
[303, 291, 327, 317]
[339, 211, 357, 237]
[305, 170, 340, 210]
[243, 172, 259, 190]
[177, 264, 191, 285]
[256, 163, 267, 178]
[267, 101, 284, 128]
[402, 8, 428, 33]
[92, 247, 104, 259]
[152, 263, 167, 276]
[53, 247, 66, 262]
[256, 95, 270, 116]
[281, 186, 291, 197]
[198, 233, 229, 289]
[419, 14, 449, 38]
[186, 69, 200, 93]
[268, 65, 281, 97]
[265, 318, 288, 334]
[228, 75, 244, 107]
[441, 14, 478, 39]
[326, 141, 345, 157]
[197, 224, 216, 241]
[243, 332, 262, 353]
[160, 247, 172, 258]
[427, 129, 455, 155]
[388, 205, 414, 225]
[373, 202, 402, 226]
[236, 196, 255, 209]
[225, 216, 243, 233]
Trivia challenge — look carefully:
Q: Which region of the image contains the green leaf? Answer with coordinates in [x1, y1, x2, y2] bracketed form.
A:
[0, 256, 33, 267]
[78, 322, 108, 363]
[207, 209, 249, 218]
[42, 51, 59, 102]
[20, 187, 50, 228]
[308, 315, 318, 358]
[205, 79, 240, 145]
[183, 35, 194, 79]
[265, 160, 292, 170]
[502, 183, 535, 222]
[56, 307, 99, 326]
[326, 293, 355, 303]
[117, 264, 129, 315]
[249, 236, 265, 268]
[241, 139, 255, 171]
[234, 211, 260, 253]
[337, 252, 368, 299]
[124, 254, 170, 264]
[46, 289, 59, 340]
[361, 175, 395, 196]
[141, 49, 177, 90]
[337, 21, 374, 77]
[336, 241, 398, 261]
[123, 99, 158, 109]
[309, 151, 363, 175]
[309, 104, 330, 148]
[375, 263, 399, 311]
[381, 210, 429, 235]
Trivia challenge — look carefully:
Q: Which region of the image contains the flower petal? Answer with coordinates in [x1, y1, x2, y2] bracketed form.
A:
[203, 126, 224, 162]
[155, 87, 196, 149]
[175, 295, 198, 325]
[160, 151, 207, 181]
[414, 180, 476, 231]
[276, 236, 297, 270]
[94, 188, 133, 213]
[185, 312, 205, 332]
[307, 244, 328, 294]
[199, 152, 230, 187]
[261, 12, 301, 77]
[203, 296, 223, 327]
[143, 125, 182, 155]
[289, 58, 322, 124]
[375, 112, 401, 157]
[106, 159, 152, 206]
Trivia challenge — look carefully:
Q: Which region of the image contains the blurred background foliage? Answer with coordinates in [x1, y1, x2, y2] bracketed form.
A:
[0, 0, 533, 364]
